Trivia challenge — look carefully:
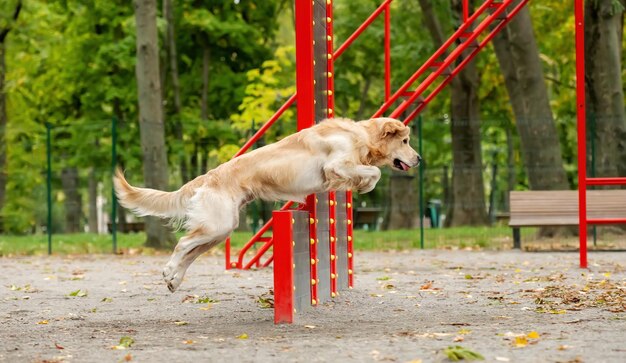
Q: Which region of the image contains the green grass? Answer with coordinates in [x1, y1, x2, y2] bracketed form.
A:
[0, 226, 535, 256]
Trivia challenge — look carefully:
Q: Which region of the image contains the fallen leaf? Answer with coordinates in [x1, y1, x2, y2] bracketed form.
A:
[377, 276, 391, 281]
[527, 331, 540, 339]
[112, 336, 135, 350]
[304, 325, 316, 329]
[101, 297, 113, 303]
[557, 345, 573, 351]
[465, 274, 474, 280]
[237, 333, 248, 340]
[174, 321, 188, 326]
[37, 320, 49, 325]
[69, 289, 87, 297]
[495, 357, 510, 362]
[124, 353, 132, 361]
[514, 336, 528, 348]
[458, 329, 472, 335]
[182, 340, 195, 345]
[420, 281, 433, 290]
[443, 346, 484, 361]
[54, 343, 64, 350]
[453, 336, 465, 342]
[196, 295, 218, 304]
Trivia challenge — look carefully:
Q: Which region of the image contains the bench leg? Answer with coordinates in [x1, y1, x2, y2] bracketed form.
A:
[513, 228, 521, 249]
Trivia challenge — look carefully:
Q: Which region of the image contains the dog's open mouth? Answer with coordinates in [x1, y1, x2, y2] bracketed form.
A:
[393, 158, 411, 171]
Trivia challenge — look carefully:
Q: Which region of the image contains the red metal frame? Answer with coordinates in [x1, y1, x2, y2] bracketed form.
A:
[228, 0, 543, 274]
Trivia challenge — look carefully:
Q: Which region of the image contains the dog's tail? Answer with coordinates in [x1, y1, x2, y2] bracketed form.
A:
[113, 168, 188, 220]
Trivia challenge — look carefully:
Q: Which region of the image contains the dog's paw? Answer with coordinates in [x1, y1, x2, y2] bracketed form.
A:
[162, 265, 183, 293]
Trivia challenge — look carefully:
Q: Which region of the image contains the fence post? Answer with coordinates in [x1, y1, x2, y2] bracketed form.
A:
[418, 116, 424, 249]
[45, 122, 52, 255]
[111, 116, 118, 253]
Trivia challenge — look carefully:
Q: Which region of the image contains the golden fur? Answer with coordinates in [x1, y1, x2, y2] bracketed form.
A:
[114, 117, 420, 292]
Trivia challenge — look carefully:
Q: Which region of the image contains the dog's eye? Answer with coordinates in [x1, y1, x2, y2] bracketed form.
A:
[403, 139, 408, 144]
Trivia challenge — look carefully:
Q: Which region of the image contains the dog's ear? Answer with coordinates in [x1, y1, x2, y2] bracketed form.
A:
[381, 120, 405, 139]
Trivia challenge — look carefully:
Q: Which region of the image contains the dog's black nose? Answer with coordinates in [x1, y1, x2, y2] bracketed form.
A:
[416, 155, 423, 165]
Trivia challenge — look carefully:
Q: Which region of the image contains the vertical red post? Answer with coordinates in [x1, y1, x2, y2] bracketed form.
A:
[329, 191, 338, 296]
[327, 0, 335, 117]
[462, 0, 469, 22]
[575, 0, 587, 268]
[346, 190, 354, 288]
[384, 3, 391, 101]
[305, 194, 318, 305]
[273, 211, 295, 324]
[225, 238, 231, 270]
[295, 0, 315, 131]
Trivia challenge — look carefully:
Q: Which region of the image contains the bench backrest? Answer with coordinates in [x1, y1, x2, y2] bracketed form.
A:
[509, 190, 626, 226]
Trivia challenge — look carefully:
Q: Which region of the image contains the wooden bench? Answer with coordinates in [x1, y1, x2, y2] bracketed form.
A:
[509, 190, 626, 248]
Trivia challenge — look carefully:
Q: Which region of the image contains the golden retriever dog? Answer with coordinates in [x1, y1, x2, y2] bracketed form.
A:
[114, 117, 420, 292]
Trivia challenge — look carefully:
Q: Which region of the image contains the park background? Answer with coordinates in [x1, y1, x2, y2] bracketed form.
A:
[0, 0, 625, 253]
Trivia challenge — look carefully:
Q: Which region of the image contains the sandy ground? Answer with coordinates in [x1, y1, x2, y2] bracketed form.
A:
[1, 250, 625, 363]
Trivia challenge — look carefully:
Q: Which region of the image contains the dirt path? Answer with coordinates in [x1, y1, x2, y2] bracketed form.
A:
[1, 250, 625, 363]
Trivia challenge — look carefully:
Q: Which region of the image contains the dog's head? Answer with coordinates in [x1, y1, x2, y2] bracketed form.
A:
[362, 117, 421, 171]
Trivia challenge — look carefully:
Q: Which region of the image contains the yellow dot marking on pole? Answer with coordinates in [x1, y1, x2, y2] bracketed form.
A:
[310, 238, 315, 245]
[330, 218, 335, 224]
[327, 35, 332, 41]
[330, 236, 335, 242]
[326, 17, 332, 23]
[348, 252, 353, 258]
[348, 236, 352, 242]
[311, 258, 316, 265]
[348, 269, 353, 275]
[331, 273, 336, 279]
[347, 203, 352, 208]
[347, 220, 352, 225]
[312, 299, 317, 305]
[310, 218, 315, 224]
[311, 279, 316, 285]
[331, 292, 336, 298]
[329, 200, 334, 206]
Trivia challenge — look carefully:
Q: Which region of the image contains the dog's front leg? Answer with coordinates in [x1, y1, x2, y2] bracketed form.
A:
[323, 161, 381, 193]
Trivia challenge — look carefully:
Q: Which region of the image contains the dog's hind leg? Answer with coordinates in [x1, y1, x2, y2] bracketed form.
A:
[162, 230, 219, 292]
[163, 189, 240, 292]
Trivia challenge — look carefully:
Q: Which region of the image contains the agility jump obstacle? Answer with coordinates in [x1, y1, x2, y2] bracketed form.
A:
[222, 0, 601, 322]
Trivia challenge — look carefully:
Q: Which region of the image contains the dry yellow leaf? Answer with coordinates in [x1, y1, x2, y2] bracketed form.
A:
[527, 331, 540, 339]
[182, 340, 195, 345]
[514, 336, 528, 347]
[237, 333, 248, 340]
[37, 320, 49, 325]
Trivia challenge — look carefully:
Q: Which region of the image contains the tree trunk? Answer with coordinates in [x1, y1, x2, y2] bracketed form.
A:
[163, 0, 189, 184]
[61, 167, 82, 233]
[88, 167, 98, 233]
[134, 0, 175, 248]
[492, 3, 573, 237]
[492, 4, 569, 191]
[0, 1, 21, 218]
[387, 172, 419, 229]
[584, 0, 626, 178]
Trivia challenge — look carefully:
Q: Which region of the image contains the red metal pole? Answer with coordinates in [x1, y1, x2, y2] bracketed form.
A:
[462, 0, 469, 22]
[346, 190, 354, 288]
[586, 177, 626, 186]
[295, 0, 315, 131]
[575, 0, 587, 268]
[384, 3, 391, 101]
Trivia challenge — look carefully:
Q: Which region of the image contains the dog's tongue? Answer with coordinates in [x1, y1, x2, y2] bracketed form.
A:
[400, 161, 410, 171]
